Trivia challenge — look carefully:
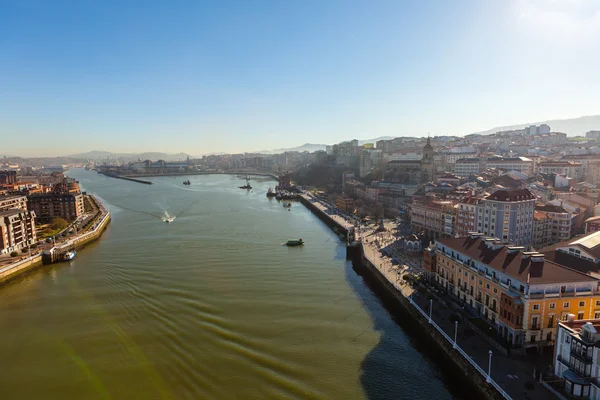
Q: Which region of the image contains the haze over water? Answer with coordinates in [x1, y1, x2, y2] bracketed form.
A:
[0, 170, 466, 399]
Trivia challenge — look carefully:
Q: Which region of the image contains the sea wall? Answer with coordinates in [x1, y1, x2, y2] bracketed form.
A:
[355, 245, 505, 400]
[1, 197, 111, 285]
[297, 195, 349, 234]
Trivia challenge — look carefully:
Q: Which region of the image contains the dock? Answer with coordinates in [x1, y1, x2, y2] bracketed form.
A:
[0, 195, 111, 285]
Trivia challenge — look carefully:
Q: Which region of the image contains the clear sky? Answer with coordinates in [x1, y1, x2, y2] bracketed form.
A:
[1, 0, 599, 157]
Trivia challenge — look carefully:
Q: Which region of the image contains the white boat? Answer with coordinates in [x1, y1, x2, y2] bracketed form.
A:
[163, 217, 176, 223]
[63, 251, 76, 261]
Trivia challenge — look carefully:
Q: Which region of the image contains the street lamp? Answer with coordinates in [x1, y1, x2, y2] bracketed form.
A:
[429, 299, 433, 323]
[487, 350, 493, 383]
[453, 320, 458, 349]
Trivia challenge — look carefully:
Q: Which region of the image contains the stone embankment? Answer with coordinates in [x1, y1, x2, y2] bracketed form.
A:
[0, 195, 111, 285]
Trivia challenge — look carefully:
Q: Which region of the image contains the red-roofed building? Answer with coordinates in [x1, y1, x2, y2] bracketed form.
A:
[431, 234, 600, 349]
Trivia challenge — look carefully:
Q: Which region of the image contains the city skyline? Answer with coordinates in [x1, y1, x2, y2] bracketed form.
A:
[2, 0, 600, 156]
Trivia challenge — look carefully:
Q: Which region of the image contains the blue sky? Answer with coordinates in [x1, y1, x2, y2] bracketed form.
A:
[1, 0, 599, 156]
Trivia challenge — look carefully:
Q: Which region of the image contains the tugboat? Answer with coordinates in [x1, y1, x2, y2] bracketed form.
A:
[239, 176, 252, 189]
[266, 188, 276, 197]
[183, 180, 191, 185]
[63, 250, 77, 261]
[285, 238, 304, 247]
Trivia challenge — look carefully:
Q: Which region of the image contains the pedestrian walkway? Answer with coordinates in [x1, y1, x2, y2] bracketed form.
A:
[361, 241, 554, 400]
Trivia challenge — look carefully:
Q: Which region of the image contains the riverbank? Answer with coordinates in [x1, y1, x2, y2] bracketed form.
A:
[297, 192, 514, 400]
[0, 195, 111, 285]
[119, 170, 279, 181]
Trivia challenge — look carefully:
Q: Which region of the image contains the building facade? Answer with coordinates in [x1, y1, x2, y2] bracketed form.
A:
[0, 209, 37, 255]
[486, 157, 534, 176]
[554, 319, 600, 399]
[432, 234, 600, 349]
[27, 193, 84, 222]
[410, 200, 456, 239]
[475, 188, 536, 247]
[455, 158, 481, 177]
[0, 195, 28, 212]
[538, 161, 584, 181]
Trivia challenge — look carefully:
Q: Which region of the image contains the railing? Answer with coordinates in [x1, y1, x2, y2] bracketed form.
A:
[407, 296, 512, 400]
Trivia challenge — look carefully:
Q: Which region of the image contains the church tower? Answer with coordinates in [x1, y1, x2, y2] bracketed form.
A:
[421, 137, 435, 183]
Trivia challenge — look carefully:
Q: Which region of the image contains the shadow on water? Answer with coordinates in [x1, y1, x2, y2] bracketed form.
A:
[346, 257, 481, 400]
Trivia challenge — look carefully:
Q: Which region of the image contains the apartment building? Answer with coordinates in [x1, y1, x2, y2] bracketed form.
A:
[456, 197, 479, 237]
[27, 192, 84, 222]
[538, 161, 584, 181]
[554, 319, 600, 398]
[430, 234, 600, 349]
[475, 188, 536, 247]
[535, 204, 573, 244]
[455, 158, 481, 177]
[410, 200, 456, 239]
[0, 195, 28, 211]
[533, 211, 552, 249]
[486, 157, 534, 176]
[0, 209, 37, 255]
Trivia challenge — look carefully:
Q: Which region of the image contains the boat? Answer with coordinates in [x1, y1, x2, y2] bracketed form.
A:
[266, 188, 276, 197]
[283, 201, 292, 208]
[183, 180, 191, 185]
[239, 176, 252, 190]
[163, 216, 176, 223]
[285, 239, 304, 247]
[63, 250, 77, 261]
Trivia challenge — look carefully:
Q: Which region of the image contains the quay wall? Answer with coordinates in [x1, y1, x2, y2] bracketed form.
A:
[0, 196, 111, 285]
[355, 245, 504, 400]
[295, 194, 505, 399]
[297, 195, 349, 234]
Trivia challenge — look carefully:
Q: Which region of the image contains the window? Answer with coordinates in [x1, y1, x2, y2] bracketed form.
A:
[533, 304, 540, 310]
[549, 302, 555, 309]
[579, 301, 586, 307]
[493, 288, 498, 294]
[578, 312, 585, 320]
[594, 312, 600, 319]
[596, 300, 600, 307]
[486, 283, 490, 289]
[564, 302, 570, 308]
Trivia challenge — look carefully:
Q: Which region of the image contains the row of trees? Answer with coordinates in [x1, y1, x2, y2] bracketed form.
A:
[353, 198, 401, 220]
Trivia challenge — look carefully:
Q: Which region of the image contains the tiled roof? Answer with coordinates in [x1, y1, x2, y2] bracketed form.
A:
[437, 236, 598, 284]
[485, 188, 536, 202]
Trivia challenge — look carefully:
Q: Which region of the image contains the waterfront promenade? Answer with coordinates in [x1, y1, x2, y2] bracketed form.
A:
[300, 194, 553, 400]
[0, 195, 110, 284]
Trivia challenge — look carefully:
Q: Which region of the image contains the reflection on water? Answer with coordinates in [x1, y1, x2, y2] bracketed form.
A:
[0, 170, 463, 399]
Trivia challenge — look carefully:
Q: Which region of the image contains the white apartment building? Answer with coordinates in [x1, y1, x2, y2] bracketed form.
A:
[538, 161, 584, 181]
[486, 157, 534, 176]
[555, 319, 600, 399]
[455, 158, 481, 177]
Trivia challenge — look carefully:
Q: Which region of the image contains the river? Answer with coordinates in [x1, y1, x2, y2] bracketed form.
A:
[0, 169, 470, 399]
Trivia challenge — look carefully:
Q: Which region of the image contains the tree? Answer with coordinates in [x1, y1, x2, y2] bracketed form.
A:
[373, 203, 384, 220]
[387, 208, 400, 218]
[50, 217, 69, 231]
[355, 199, 364, 209]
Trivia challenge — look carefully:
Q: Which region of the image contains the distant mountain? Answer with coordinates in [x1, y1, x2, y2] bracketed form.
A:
[256, 143, 327, 154]
[470, 115, 600, 137]
[69, 151, 191, 162]
[358, 136, 395, 145]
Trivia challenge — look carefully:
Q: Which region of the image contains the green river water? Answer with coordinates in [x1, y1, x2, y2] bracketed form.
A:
[0, 169, 468, 399]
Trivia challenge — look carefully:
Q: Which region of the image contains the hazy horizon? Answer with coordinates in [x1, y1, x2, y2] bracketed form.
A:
[2, 0, 600, 157]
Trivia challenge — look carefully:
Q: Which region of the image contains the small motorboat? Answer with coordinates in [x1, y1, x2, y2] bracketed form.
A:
[266, 188, 276, 197]
[285, 239, 304, 247]
[183, 180, 191, 185]
[63, 251, 77, 261]
[283, 202, 291, 208]
[163, 217, 176, 223]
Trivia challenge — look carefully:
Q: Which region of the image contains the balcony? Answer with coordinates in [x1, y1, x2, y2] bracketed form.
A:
[571, 349, 594, 363]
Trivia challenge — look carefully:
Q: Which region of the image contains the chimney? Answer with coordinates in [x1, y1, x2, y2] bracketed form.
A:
[531, 253, 545, 263]
[468, 232, 484, 239]
[507, 246, 525, 254]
